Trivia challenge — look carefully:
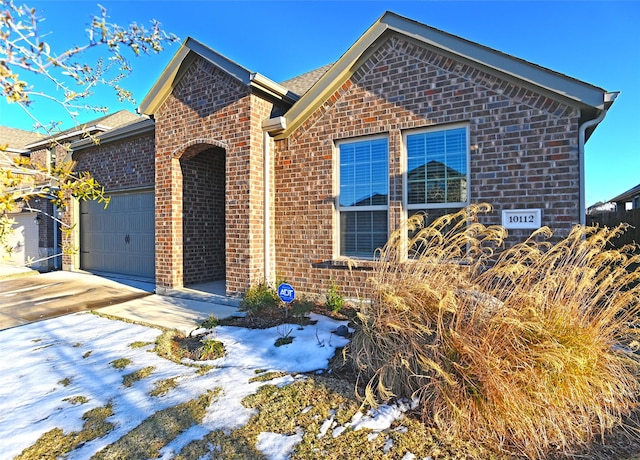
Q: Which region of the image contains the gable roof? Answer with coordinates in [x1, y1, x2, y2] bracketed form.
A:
[139, 37, 299, 115]
[24, 110, 141, 149]
[0, 126, 41, 153]
[610, 183, 640, 204]
[136, 11, 617, 140]
[274, 11, 617, 139]
[280, 64, 333, 97]
[71, 116, 154, 152]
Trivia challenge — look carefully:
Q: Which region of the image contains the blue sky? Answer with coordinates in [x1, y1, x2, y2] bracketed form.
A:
[2, 0, 638, 207]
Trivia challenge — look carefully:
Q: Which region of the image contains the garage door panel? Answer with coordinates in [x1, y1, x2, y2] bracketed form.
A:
[80, 190, 155, 278]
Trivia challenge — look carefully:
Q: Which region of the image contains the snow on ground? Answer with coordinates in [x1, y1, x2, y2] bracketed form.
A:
[0, 312, 344, 458]
[0, 311, 411, 459]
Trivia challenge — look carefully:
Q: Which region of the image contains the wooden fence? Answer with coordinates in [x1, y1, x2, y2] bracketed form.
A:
[586, 209, 640, 248]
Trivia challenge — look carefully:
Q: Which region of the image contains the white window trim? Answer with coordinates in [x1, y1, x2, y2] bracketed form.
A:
[334, 134, 390, 260]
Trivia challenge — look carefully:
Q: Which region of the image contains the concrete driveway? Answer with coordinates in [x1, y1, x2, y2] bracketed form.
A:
[0, 271, 152, 330]
[0, 270, 241, 332]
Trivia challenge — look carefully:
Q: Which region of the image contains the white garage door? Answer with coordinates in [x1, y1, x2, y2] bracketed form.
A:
[80, 190, 155, 278]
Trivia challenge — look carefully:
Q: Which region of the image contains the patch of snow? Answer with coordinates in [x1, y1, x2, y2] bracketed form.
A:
[351, 398, 418, 432]
[317, 416, 334, 439]
[383, 437, 394, 453]
[332, 425, 347, 437]
[257, 429, 304, 460]
[211, 314, 350, 373]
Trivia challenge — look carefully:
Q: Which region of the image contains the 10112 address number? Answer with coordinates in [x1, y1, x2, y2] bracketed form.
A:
[501, 209, 541, 229]
[508, 214, 535, 224]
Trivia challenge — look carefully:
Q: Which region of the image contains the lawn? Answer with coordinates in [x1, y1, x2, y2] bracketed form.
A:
[1, 307, 639, 460]
[3, 206, 640, 459]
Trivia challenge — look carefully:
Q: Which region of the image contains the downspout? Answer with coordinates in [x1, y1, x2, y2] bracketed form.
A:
[578, 92, 618, 226]
[263, 130, 272, 287]
[261, 117, 286, 287]
[53, 204, 59, 270]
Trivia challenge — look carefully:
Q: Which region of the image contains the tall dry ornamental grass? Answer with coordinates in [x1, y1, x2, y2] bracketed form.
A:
[350, 203, 640, 458]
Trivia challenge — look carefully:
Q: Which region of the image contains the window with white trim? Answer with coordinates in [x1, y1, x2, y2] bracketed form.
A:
[405, 125, 469, 225]
[338, 136, 389, 258]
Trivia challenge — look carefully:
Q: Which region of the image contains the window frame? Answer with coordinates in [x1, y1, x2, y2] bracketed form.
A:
[403, 123, 471, 214]
[335, 134, 390, 259]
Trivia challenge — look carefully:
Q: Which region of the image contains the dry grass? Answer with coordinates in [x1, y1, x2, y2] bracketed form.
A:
[122, 366, 155, 387]
[16, 404, 114, 460]
[92, 390, 219, 460]
[350, 204, 640, 458]
[154, 329, 225, 364]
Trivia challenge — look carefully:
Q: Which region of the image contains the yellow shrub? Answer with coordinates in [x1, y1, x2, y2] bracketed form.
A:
[351, 204, 640, 458]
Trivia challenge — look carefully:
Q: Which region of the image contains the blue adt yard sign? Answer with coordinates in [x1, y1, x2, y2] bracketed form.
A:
[277, 283, 295, 303]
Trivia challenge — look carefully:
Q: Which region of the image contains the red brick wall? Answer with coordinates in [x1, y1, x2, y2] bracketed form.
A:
[274, 36, 581, 298]
[71, 133, 155, 190]
[154, 55, 276, 294]
[60, 132, 155, 270]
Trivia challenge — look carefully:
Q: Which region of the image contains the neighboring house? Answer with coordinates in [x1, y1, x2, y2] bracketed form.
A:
[0, 111, 141, 270]
[610, 183, 640, 212]
[586, 201, 616, 215]
[55, 11, 615, 299]
[0, 126, 43, 268]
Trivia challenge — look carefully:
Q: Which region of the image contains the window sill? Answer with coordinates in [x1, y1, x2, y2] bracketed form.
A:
[311, 258, 377, 270]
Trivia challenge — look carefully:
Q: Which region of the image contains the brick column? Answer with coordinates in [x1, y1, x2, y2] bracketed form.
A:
[155, 154, 183, 292]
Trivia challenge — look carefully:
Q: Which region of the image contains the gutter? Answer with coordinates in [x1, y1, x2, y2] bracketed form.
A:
[578, 91, 618, 225]
[250, 73, 299, 105]
[70, 118, 155, 151]
[261, 116, 286, 287]
[53, 204, 59, 270]
[2, 147, 30, 155]
[25, 125, 111, 149]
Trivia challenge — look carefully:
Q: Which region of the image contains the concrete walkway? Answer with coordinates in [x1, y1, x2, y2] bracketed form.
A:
[99, 293, 240, 333]
[0, 264, 36, 279]
[0, 268, 242, 333]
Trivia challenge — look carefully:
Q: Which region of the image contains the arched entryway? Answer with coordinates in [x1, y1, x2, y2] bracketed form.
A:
[179, 143, 226, 288]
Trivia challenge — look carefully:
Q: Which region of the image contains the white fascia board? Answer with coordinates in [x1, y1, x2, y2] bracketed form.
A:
[262, 116, 286, 134]
[276, 22, 388, 139]
[70, 118, 155, 151]
[25, 125, 111, 149]
[138, 43, 192, 115]
[139, 37, 256, 115]
[381, 12, 609, 110]
[186, 37, 253, 85]
[250, 73, 299, 104]
[2, 147, 29, 155]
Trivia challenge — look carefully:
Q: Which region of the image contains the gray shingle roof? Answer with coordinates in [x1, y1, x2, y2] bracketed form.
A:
[21, 110, 143, 149]
[0, 126, 41, 150]
[280, 64, 333, 97]
[1, 109, 142, 151]
[26, 110, 142, 146]
[611, 183, 640, 203]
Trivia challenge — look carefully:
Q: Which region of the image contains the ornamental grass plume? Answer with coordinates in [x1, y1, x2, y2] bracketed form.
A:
[350, 203, 640, 459]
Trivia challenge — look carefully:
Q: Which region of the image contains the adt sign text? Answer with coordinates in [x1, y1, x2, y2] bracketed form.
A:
[277, 283, 295, 303]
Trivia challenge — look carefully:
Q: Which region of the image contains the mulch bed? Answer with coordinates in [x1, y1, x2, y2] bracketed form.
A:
[219, 303, 357, 330]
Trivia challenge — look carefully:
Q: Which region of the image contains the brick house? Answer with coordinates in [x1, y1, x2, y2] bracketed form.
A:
[0, 111, 140, 270]
[0, 126, 42, 268]
[60, 11, 616, 299]
[611, 183, 640, 211]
